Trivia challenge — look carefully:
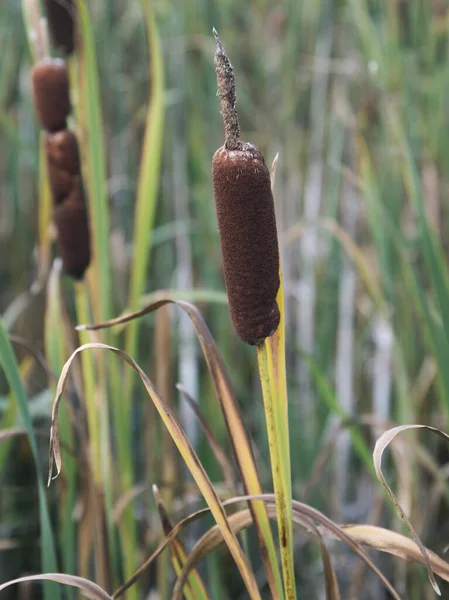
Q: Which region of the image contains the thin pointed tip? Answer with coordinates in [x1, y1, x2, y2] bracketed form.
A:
[75, 324, 86, 331]
[212, 27, 223, 52]
[152, 484, 161, 503]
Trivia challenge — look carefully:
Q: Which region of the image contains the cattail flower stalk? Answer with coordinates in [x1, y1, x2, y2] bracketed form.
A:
[212, 30, 295, 599]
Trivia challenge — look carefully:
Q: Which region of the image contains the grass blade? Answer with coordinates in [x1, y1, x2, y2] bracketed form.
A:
[48, 342, 262, 600]
[73, 0, 111, 322]
[0, 319, 59, 599]
[77, 296, 284, 600]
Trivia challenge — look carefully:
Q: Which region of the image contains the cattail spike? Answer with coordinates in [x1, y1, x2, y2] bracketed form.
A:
[212, 32, 280, 346]
[213, 28, 241, 151]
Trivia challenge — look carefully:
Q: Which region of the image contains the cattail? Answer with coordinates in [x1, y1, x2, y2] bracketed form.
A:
[53, 178, 90, 279]
[31, 59, 70, 132]
[46, 129, 81, 203]
[44, 0, 75, 55]
[212, 30, 280, 346]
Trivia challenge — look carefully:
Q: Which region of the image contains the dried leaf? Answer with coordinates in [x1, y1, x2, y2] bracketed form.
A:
[374, 424, 449, 595]
[340, 525, 449, 583]
[48, 342, 260, 600]
[0, 573, 113, 600]
[76, 296, 282, 600]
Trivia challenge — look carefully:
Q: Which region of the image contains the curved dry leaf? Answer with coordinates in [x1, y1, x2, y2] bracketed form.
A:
[172, 502, 340, 600]
[48, 342, 260, 600]
[0, 573, 113, 599]
[172, 493, 399, 600]
[339, 525, 449, 584]
[76, 296, 282, 600]
[374, 424, 449, 595]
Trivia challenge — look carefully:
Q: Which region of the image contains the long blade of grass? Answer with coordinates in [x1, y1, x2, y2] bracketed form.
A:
[0, 319, 59, 599]
[45, 259, 77, 595]
[124, 0, 164, 383]
[120, 3, 165, 587]
[48, 342, 262, 600]
[73, 0, 112, 322]
[77, 297, 284, 600]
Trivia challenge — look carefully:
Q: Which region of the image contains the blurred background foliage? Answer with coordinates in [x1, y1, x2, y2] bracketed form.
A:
[2, 0, 449, 598]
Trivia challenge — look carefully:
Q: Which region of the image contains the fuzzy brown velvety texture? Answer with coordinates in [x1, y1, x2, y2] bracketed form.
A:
[46, 130, 81, 203]
[31, 59, 70, 132]
[44, 0, 75, 54]
[212, 143, 280, 345]
[53, 180, 90, 279]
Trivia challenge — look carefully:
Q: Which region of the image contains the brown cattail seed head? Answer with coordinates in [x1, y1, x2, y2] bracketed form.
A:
[31, 59, 70, 132]
[212, 30, 280, 345]
[212, 144, 280, 345]
[46, 130, 81, 203]
[53, 181, 90, 279]
[46, 130, 80, 173]
[44, 0, 75, 55]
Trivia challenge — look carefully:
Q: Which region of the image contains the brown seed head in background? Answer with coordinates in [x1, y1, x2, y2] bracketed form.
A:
[44, 0, 75, 54]
[46, 129, 80, 173]
[46, 130, 81, 204]
[212, 144, 280, 345]
[53, 187, 90, 280]
[31, 59, 70, 132]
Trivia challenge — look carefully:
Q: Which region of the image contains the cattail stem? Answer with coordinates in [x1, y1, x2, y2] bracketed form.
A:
[213, 28, 241, 151]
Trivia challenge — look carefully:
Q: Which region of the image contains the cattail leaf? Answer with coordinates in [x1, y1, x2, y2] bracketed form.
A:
[76, 296, 284, 600]
[45, 259, 77, 591]
[335, 525, 449, 584]
[172, 502, 338, 600]
[374, 424, 449, 595]
[124, 0, 165, 381]
[153, 485, 211, 600]
[48, 342, 261, 600]
[72, 0, 111, 321]
[114, 493, 401, 600]
[0, 320, 59, 599]
[0, 573, 113, 600]
[172, 494, 399, 600]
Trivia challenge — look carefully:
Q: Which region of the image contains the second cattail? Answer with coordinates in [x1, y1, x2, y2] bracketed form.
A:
[30, 29, 90, 280]
[212, 30, 280, 346]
